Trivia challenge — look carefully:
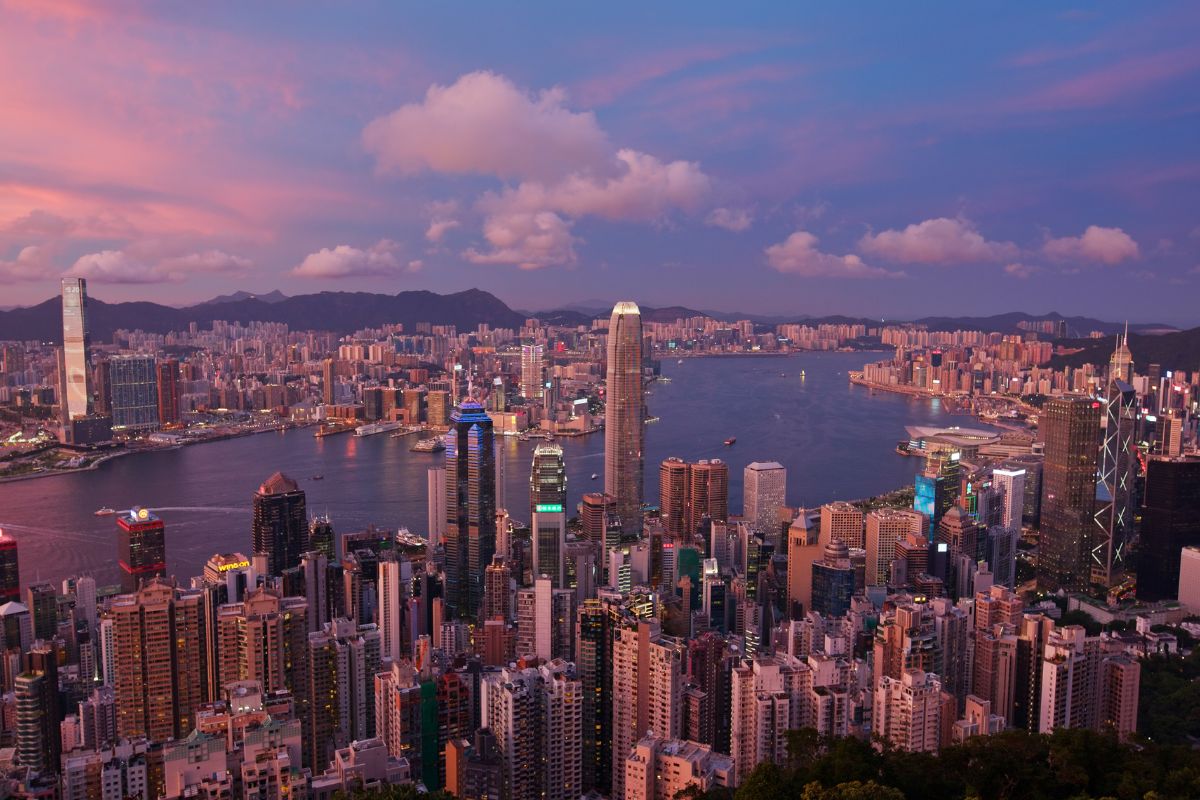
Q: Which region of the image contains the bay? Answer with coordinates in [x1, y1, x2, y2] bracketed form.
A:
[0, 351, 962, 588]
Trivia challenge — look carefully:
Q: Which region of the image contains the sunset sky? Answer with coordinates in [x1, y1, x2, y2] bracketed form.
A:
[1, 2, 1198, 323]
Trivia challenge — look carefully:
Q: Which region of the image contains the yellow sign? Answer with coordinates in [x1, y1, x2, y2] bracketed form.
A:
[218, 560, 250, 572]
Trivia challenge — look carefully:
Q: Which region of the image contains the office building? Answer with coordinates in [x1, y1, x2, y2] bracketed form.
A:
[991, 467, 1026, 535]
[1095, 335, 1137, 585]
[821, 501, 864, 549]
[117, 506, 167, 593]
[1180, 547, 1200, 613]
[785, 512, 821, 618]
[811, 539, 856, 618]
[0, 529, 19, 604]
[309, 514, 335, 559]
[108, 354, 159, 431]
[444, 401, 497, 619]
[156, 358, 181, 426]
[111, 580, 208, 743]
[605, 301, 645, 537]
[252, 471, 308, 576]
[661, 458, 729, 538]
[531, 443, 568, 586]
[322, 357, 336, 405]
[15, 643, 60, 773]
[660, 458, 689, 538]
[427, 466, 446, 547]
[743, 462, 787, 540]
[58, 278, 94, 438]
[576, 598, 614, 794]
[1038, 398, 1101, 592]
[520, 342, 545, 400]
[866, 508, 923, 586]
[26, 581, 57, 641]
[1137, 456, 1200, 600]
[378, 559, 407, 664]
[1159, 411, 1184, 457]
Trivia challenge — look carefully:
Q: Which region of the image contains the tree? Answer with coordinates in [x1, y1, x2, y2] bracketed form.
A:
[799, 780, 904, 800]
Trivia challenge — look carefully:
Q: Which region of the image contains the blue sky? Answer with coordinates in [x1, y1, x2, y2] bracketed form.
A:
[1, 1, 1197, 323]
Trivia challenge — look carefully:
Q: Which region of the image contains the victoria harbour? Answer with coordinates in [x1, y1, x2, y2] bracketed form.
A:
[0, 351, 957, 589]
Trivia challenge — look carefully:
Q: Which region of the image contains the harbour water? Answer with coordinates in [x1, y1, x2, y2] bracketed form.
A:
[0, 351, 964, 588]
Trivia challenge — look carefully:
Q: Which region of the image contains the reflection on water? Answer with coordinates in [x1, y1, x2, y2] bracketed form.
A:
[0, 351, 957, 588]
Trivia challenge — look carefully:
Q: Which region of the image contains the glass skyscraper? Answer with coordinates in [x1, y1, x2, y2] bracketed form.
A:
[444, 401, 497, 619]
[58, 278, 94, 440]
[108, 354, 160, 431]
[604, 301, 644, 537]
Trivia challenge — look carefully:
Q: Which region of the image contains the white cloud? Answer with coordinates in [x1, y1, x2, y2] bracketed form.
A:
[291, 239, 412, 278]
[0, 245, 55, 282]
[158, 250, 251, 275]
[706, 207, 753, 232]
[425, 218, 460, 243]
[1043, 225, 1139, 264]
[67, 250, 162, 284]
[464, 212, 577, 270]
[363, 71, 610, 182]
[765, 231, 901, 279]
[1003, 262, 1039, 279]
[858, 217, 1019, 265]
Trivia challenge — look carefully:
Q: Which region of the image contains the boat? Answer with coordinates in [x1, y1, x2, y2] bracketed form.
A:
[724, 437, 736, 446]
[354, 420, 404, 437]
[590, 473, 598, 480]
[311, 475, 324, 480]
[94, 507, 115, 517]
[800, 370, 806, 378]
[677, 359, 684, 365]
[411, 438, 446, 453]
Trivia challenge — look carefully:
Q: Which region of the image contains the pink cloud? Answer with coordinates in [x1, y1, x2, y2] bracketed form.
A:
[291, 240, 412, 279]
[363, 71, 611, 182]
[765, 232, 900, 279]
[706, 207, 754, 232]
[1043, 225, 1139, 264]
[464, 212, 577, 270]
[1003, 263, 1039, 279]
[1012, 47, 1200, 111]
[858, 218, 1019, 265]
[66, 245, 252, 284]
[573, 41, 773, 106]
[0, 245, 56, 282]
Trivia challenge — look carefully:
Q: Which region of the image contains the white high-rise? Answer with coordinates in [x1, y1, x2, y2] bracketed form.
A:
[377, 559, 407, 664]
[743, 462, 787, 540]
[427, 467, 446, 547]
[991, 468, 1026, 534]
[605, 301, 644, 537]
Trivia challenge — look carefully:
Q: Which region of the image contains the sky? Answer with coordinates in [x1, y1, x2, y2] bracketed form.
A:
[1, 2, 1198, 324]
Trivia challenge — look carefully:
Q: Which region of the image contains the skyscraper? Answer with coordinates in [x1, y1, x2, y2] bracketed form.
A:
[0, 529, 19, 604]
[117, 506, 167, 594]
[427, 466, 446, 547]
[252, 472, 308, 576]
[156, 358, 181, 426]
[605, 301, 644, 538]
[321, 357, 336, 405]
[1095, 334, 1137, 585]
[743, 462, 787, 540]
[1136, 456, 1200, 600]
[213, 587, 308, 700]
[520, 342, 545, 400]
[659, 458, 689, 538]
[15, 643, 60, 774]
[1038, 397, 1101, 592]
[866, 508, 924, 587]
[660, 458, 730, 538]
[108, 354, 160, 432]
[531, 443, 568, 586]
[58, 278, 93, 436]
[611, 618, 682, 797]
[444, 402, 497, 619]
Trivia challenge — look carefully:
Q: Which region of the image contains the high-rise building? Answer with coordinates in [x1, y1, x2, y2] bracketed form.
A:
[1136, 455, 1200, 600]
[321, 358, 336, 405]
[866, 508, 924, 586]
[109, 354, 160, 432]
[482, 660, 583, 800]
[58, 278, 93, 435]
[611, 618, 682, 798]
[1038, 397, 1101, 592]
[308, 514, 335, 559]
[444, 402, 497, 619]
[785, 512, 821, 618]
[811, 539, 856, 617]
[0, 529, 19, 604]
[872, 668, 946, 753]
[515, 576, 573, 661]
[427, 466, 447, 547]
[624, 735, 734, 800]
[660, 458, 729, 538]
[659, 458, 689, 538]
[520, 342, 545, 400]
[743, 462, 787, 540]
[820, 501, 865, 549]
[214, 587, 308, 700]
[446, 728, 503, 800]
[156, 358, 181, 426]
[531, 444, 568, 586]
[117, 506, 167, 594]
[1159, 411, 1184, 457]
[15, 643, 60, 774]
[576, 598, 614, 794]
[1095, 334, 1137, 585]
[991, 467, 1026, 536]
[605, 301, 644, 538]
[111, 580, 208, 743]
[252, 471, 308, 576]
[26, 581, 58, 641]
[377, 559, 406, 664]
[306, 617, 381, 769]
[1038, 625, 1140, 740]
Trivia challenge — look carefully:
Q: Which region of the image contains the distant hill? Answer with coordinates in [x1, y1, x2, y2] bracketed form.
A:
[0, 289, 527, 342]
[200, 289, 288, 305]
[1048, 327, 1200, 372]
[912, 311, 1171, 337]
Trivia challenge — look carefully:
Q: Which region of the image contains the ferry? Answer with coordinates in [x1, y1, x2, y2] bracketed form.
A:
[724, 437, 736, 446]
[354, 420, 404, 437]
[800, 370, 806, 378]
[591, 473, 598, 480]
[311, 475, 324, 481]
[677, 359, 684, 365]
[411, 438, 446, 453]
[94, 507, 116, 517]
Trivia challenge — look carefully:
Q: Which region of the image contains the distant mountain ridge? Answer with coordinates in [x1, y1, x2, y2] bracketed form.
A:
[199, 289, 289, 305]
[1049, 328, 1200, 373]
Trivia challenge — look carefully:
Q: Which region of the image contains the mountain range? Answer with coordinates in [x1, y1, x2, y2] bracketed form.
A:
[0, 289, 1190, 365]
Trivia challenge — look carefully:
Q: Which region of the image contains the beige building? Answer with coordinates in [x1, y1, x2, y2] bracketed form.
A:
[624, 736, 734, 800]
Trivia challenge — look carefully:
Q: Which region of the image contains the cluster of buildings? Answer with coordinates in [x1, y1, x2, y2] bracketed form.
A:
[0, 289, 1196, 799]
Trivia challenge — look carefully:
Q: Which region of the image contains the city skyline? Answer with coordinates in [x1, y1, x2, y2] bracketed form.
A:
[1, 4, 1199, 324]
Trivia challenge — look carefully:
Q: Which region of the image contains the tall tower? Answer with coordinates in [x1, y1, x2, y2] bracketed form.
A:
[659, 458, 689, 538]
[1095, 333, 1137, 586]
[688, 459, 729, 534]
[108, 354, 160, 432]
[58, 278, 93, 437]
[156, 359, 181, 426]
[1038, 397, 1101, 592]
[0, 529, 19, 604]
[117, 507, 167, 593]
[520, 342, 545, 400]
[444, 401, 497, 619]
[605, 301, 644, 537]
[251, 472, 308, 576]
[743, 462, 787, 540]
[531, 443, 568, 586]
